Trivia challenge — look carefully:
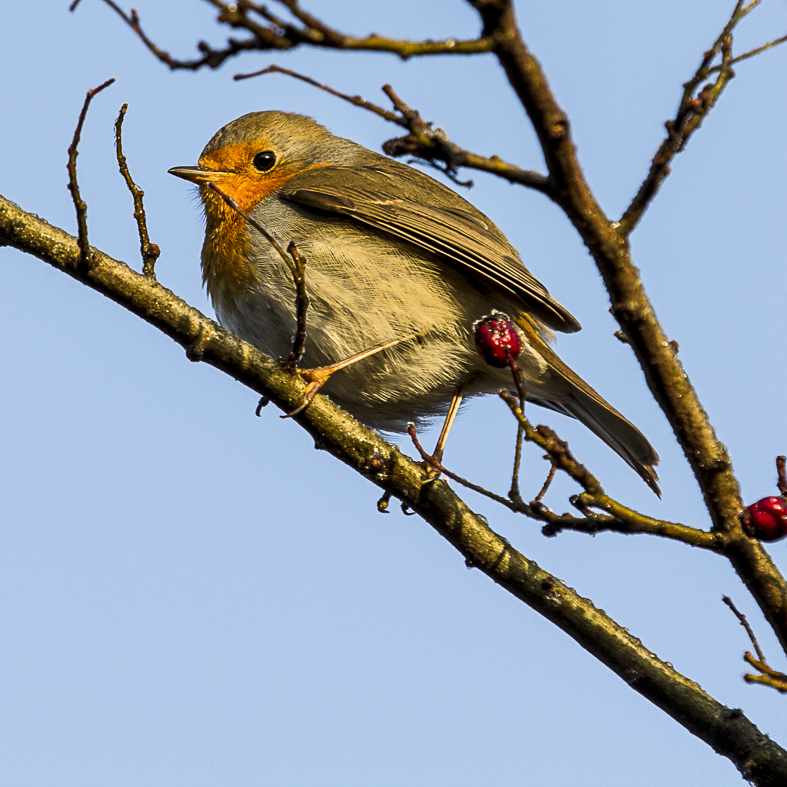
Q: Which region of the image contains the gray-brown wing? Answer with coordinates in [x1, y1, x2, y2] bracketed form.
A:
[279, 167, 581, 333]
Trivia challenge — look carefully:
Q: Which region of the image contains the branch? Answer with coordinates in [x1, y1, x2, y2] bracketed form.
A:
[90, 0, 494, 71]
[3, 193, 787, 784]
[619, 5, 745, 234]
[498, 393, 723, 549]
[468, 0, 787, 654]
[234, 65, 552, 194]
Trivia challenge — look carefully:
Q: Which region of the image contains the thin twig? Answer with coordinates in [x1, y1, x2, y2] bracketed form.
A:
[207, 183, 311, 371]
[236, 65, 552, 193]
[777, 455, 787, 497]
[724, 595, 787, 693]
[284, 241, 309, 370]
[507, 357, 527, 503]
[499, 392, 721, 549]
[234, 64, 405, 125]
[114, 103, 160, 279]
[724, 595, 766, 662]
[618, 5, 744, 234]
[407, 424, 526, 511]
[534, 464, 557, 503]
[500, 391, 603, 495]
[713, 32, 787, 72]
[97, 0, 263, 71]
[743, 653, 787, 693]
[67, 78, 116, 267]
[509, 420, 525, 503]
[207, 183, 292, 270]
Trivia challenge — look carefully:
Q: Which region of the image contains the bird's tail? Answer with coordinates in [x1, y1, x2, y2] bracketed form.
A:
[518, 316, 660, 495]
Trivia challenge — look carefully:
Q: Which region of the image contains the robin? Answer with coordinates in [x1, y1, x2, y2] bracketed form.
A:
[169, 111, 659, 493]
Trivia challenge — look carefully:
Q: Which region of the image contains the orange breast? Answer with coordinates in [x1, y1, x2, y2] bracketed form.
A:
[198, 142, 298, 312]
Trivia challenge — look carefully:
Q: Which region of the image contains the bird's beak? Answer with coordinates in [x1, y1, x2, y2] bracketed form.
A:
[168, 165, 227, 184]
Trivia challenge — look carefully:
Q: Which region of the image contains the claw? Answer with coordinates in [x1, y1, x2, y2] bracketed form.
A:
[282, 367, 335, 419]
[281, 332, 421, 419]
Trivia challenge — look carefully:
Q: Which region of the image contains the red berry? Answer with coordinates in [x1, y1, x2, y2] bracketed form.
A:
[474, 312, 522, 368]
[746, 496, 787, 542]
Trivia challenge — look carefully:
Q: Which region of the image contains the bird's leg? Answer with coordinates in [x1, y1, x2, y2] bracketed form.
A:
[431, 383, 466, 464]
[405, 383, 465, 482]
[283, 333, 421, 419]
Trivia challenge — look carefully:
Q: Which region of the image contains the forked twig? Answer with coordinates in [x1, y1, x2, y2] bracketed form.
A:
[90, 0, 493, 72]
[407, 423, 521, 510]
[237, 64, 552, 193]
[724, 595, 787, 693]
[67, 78, 116, 266]
[618, 1, 760, 234]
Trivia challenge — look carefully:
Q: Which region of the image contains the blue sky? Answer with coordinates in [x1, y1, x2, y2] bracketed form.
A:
[2, 1, 787, 785]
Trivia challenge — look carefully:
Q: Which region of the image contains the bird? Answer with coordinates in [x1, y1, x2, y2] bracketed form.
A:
[169, 110, 659, 493]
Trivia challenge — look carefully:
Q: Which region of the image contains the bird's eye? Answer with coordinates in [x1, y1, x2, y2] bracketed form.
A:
[253, 151, 276, 172]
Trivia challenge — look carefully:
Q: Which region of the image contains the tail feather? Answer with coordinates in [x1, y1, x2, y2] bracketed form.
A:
[529, 393, 660, 496]
[518, 315, 660, 495]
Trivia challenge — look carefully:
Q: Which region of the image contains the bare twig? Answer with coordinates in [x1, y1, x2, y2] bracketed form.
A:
[500, 391, 603, 495]
[533, 464, 557, 503]
[619, 2, 755, 234]
[206, 183, 311, 372]
[284, 241, 309, 370]
[225, 0, 496, 57]
[498, 392, 722, 549]
[207, 183, 291, 270]
[95, 0, 493, 72]
[743, 653, 787, 693]
[238, 65, 552, 193]
[724, 596, 787, 693]
[93, 0, 263, 70]
[724, 595, 767, 662]
[777, 455, 787, 497]
[407, 392, 712, 550]
[509, 419, 526, 503]
[407, 423, 524, 510]
[114, 104, 160, 279]
[66, 78, 115, 267]
[715, 32, 787, 71]
[234, 64, 403, 125]
[507, 355, 527, 503]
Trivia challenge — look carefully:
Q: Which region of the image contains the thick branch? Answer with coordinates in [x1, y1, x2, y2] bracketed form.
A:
[2, 193, 786, 784]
